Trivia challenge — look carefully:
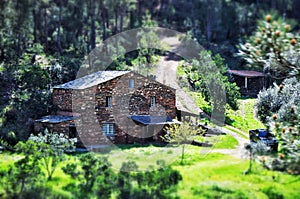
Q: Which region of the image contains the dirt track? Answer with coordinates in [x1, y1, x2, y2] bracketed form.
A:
[152, 36, 249, 158]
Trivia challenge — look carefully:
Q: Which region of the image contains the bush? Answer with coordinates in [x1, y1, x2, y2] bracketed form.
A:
[180, 51, 240, 111]
[256, 78, 300, 123]
[117, 160, 182, 199]
[256, 78, 300, 174]
[261, 186, 284, 199]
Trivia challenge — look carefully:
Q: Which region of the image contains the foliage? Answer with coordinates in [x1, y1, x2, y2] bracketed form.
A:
[117, 160, 182, 199]
[130, 13, 163, 75]
[162, 122, 203, 164]
[264, 106, 300, 175]
[0, 131, 17, 152]
[238, 12, 300, 79]
[29, 129, 77, 180]
[62, 152, 182, 199]
[0, 48, 52, 141]
[62, 153, 116, 198]
[256, 78, 300, 174]
[0, 140, 45, 198]
[180, 51, 240, 111]
[226, 99, 265, 132]
[1, 147, 300, 198]
[256, 77, 300, 123]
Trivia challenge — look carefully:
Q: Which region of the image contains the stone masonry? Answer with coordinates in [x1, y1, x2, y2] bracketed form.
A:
[35, 71, 176, 146]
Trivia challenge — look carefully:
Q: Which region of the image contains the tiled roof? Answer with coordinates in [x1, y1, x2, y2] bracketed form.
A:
[228, 70, 264, 77]
[130, 115, 180, 125]
[54, 71, 130, 89]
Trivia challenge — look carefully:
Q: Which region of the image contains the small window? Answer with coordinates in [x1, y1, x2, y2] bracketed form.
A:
[129, 79, 134, 89]
[69, 126, 77, 139]
[106, 96, 112, 108]
[150, 96, 156, 108]
[102, 123, 115, 135]
[59, 96, 63, 104]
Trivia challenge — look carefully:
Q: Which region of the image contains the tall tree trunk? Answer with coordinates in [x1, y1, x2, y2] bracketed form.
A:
[16, 0, 21, 58]
[119, 8, 124, 32]
[98, 1, 108, 41]
[57, 0, 63, 56]
[32, 8, 37, 44]
[44, 7, 49, 51]
[90, 0, 96, 49]
[129, 10, 134, 28]
[137, 0, 142, 26]
[114, 6, 119, 34]
[206, 12, 212, 48]
[181, 144, 185, 165]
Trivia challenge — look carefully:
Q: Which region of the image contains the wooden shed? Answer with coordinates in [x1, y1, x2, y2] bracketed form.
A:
[228, 70, 265, 97]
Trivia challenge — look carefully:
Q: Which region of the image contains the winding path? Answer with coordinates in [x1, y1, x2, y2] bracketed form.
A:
[152, 36, 250, 159]
[153, 36, 201, 114]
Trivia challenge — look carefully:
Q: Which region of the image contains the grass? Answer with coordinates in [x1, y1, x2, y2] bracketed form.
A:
[1, 146, 300, 198]
[176, 63, 265, 133]
[224, 125, 249, 139]
[205, 134, 239, 149]
[174, 152, 300, 199]
[226, 99, 265, 133]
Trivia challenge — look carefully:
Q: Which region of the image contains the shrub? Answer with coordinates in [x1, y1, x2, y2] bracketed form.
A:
[256, 77, 300, 123]
[117, 160, 182, 199]
[256, 78, 300, 174]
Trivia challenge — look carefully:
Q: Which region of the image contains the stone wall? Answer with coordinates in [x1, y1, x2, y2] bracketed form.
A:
[52, 88, 73, 112]
[39, 71, 176, 145]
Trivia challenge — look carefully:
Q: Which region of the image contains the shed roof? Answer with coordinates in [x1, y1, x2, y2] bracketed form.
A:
[35, 115, 78, 124]
[130, 115, 180, 125]
[54, 71, 130, 89]
[228, 70, 264, 77]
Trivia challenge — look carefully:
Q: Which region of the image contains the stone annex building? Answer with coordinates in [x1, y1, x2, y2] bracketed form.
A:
[34, 71, 181, 146]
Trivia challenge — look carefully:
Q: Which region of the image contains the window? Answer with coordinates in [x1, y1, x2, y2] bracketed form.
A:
[106, 96, 112, 107]
[128, 79, 134, 89]
[69, 126, 77, 139]
[150, 96, 156, 108]
[102, 123, 115, 135]
[59, 96, 63, 104]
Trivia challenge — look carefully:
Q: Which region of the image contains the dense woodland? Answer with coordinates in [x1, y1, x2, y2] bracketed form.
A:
[1, 0, 300, 141]
[1, 1, 300, 198]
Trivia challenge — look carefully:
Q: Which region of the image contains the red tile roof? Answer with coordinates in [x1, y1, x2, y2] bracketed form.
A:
[228, 70, 264, 77]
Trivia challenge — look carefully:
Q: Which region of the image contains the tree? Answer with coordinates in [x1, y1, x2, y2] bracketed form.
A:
[29, 129, 77, 180]
[131, 13, 164, 75]
[256, 77, 300, 123]
[161, 122, 202, 164]
[117, 160, 182, 199]
[238, 12, 300, 80]
[181, 51, 240, 111]
[62, 153, 116, 198]
[267, 105, 300, 175]
[1, 140, 44, 198]
[256, 78, 300, 174]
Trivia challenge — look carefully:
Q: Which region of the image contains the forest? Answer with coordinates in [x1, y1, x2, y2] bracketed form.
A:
[2, 0, 300, 140]
[1, 0, 300, 198]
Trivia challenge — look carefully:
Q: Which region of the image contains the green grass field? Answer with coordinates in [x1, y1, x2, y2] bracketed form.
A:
[1, 139, 299, 198]
[174, 152, 300, 199]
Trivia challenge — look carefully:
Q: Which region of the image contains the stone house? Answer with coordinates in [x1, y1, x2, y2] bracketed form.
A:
[34, 71, 179, 146]
[228, 70, 265, 97]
